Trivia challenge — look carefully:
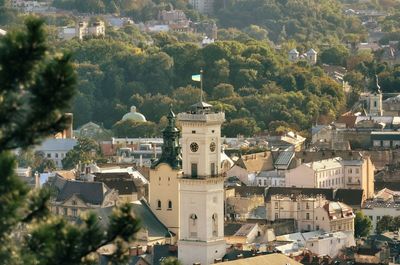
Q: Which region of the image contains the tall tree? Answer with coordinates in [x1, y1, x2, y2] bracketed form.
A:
[354, 211, 372, 238]
[376, 215, 394, 234]
[0, 18, 139, 265]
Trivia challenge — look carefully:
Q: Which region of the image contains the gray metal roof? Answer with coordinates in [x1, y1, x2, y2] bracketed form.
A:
[36, 138, 77, 152]
[274, 151, 294, 167]
[56, 180, 110, 205]
[131, 199, 171, 238]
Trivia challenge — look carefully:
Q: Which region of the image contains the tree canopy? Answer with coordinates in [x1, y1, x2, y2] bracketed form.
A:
[0, 18, 140, 265]
[354, 211, 372, 238]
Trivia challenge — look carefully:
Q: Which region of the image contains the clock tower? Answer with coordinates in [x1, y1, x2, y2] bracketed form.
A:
[177, 101, 226, 265]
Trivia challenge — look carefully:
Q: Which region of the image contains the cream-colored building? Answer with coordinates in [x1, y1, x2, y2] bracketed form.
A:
[177, 101, 226, 265]
[267, 194, 326, 232]
[226, 151, 274, 185]
[149, 108, 182, 237]
[267, 194, 355, 233]
[362, 188, 400, 232]
[314, 201, 355, 232]
[225, 187, 265, 220]
[342, 157, 375, 199]
[285, 156, 375, 199]
[49, 176, 118, 219]
[286, 157, 344, 189]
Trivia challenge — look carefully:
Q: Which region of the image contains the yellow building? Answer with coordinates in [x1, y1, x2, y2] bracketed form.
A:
[149, 108, 182, 237]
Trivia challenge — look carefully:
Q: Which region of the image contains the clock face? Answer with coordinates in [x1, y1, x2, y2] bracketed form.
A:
[210, 142, 216, 152]
[190, 142, 199, 152]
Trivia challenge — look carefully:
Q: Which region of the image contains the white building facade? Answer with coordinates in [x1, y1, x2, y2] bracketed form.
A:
[177, 102, 226, 265]
[267, 195, 355, 233]
[286, 158, 344, 189]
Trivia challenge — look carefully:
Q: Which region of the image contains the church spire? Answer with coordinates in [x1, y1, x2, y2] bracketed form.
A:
[373, 74, 381, 94]
[151, 106, 182, 169]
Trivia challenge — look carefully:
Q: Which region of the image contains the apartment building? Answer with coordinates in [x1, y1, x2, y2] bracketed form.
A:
[267, 194, 355, 233]
[286, 156, 375, 199]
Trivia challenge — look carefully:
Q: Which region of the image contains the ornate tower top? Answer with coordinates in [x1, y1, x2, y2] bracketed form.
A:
[151, 106, 182, 169]
[373, 74, 381, 94]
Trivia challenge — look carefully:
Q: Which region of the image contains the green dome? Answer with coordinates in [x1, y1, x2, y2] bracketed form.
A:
[122, 106, 146, 122]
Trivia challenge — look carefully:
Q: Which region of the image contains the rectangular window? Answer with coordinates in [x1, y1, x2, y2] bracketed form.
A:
[191, 163, 198, 177]
[192, 130, 196, 134]
[275, 213, 278, 220]
[47, 153, 51, 158]
[275, 202, 278, 209]
[383, 141, 391, 147]
[211, 163, 216, 176]
[72, 208, 77, 217]
[356, 168, 359, 174]
[63, 208, 68, 216]
[306, 213, 310, 220]
[55, 153, 58, 158]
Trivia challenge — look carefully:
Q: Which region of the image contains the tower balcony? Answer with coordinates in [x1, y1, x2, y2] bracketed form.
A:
[177, 112, 225, 123]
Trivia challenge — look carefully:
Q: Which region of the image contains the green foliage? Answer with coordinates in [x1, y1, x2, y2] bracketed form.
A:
[62, 137, 101, 169]
[59, 26, 346, 137]
[214, 0, 365, 43]
[0, 18, 140, 265]
[375, 215, 400, 234]
[354, 211, 372, 238]
[222, 118, 260, 137]
[0, 18, 75, 150]
[161, 257, 183, 265]
[112, 120, 159, 138]
[319, 46, 350, 67]
[17, 150, 57, 173]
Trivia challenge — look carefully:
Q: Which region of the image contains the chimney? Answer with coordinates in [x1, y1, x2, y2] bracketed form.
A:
[64, 113, 73, 139]
[34, 171, 40, 188]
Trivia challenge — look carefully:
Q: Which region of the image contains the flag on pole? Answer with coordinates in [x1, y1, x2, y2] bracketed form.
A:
[191, 74, 201, 82]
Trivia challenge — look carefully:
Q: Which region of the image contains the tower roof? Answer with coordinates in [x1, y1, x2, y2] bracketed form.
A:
[151, 106, 182, 170]
[373, 74, 381, 94]
[289, 48, 299, 54]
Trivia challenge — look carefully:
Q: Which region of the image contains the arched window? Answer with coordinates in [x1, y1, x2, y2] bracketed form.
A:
[157, 200, 161, 209]
[168, 200, 172, 209]
[189, 214, 198, 237]
[212, 213, 218, 237]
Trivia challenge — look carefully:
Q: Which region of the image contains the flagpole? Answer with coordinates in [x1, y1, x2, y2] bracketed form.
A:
[200, 68, 203, 102]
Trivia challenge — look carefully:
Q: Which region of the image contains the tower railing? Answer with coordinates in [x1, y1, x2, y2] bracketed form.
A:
[181, 173, 226, 179]
[177, 112, 225, 122]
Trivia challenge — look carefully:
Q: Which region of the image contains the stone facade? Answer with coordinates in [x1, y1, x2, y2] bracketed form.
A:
[267, 195, 355, 233]
[177, 102, 226, 265]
